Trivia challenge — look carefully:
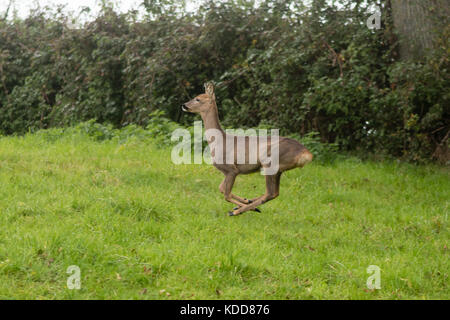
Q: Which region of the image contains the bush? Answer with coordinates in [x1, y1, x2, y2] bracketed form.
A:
[294, 131, 339, 163]
[0, 1, 448, 162]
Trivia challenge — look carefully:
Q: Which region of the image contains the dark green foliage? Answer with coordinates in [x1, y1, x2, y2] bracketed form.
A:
[290, 131, 339, 164]
[0, 1, 448, 162]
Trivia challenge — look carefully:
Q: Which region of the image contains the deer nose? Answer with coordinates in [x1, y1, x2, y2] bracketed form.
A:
[181, 104, 189, 111]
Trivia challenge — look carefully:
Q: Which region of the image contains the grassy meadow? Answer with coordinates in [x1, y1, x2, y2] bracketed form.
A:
[0, 127, 448, 299]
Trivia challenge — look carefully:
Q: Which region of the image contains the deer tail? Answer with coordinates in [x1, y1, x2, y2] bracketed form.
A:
[296, 149, 313, 167]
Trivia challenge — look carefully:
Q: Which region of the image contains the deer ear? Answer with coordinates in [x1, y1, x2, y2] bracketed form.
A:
[204, 82, 215, 99]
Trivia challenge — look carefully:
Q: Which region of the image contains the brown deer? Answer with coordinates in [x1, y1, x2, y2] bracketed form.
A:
[181, 82, 313, 216]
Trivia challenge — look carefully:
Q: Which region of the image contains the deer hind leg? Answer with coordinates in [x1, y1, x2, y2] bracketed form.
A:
[248, 173, 281, 203]
[229, 172, 281, 216]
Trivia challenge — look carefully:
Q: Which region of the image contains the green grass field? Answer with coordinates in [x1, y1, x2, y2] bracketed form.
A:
[0, 128, 448, 299]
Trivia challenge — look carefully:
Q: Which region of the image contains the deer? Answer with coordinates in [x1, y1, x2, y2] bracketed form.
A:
[181, 82, 313, 216]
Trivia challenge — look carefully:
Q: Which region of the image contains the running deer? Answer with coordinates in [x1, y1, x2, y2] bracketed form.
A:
[181, 82, 313, 216]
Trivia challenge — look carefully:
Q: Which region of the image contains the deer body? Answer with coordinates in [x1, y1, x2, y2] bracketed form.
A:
[182, 83, 313, 216]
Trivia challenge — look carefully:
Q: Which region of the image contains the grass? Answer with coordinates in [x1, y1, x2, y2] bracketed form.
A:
[0, 128, 448, 300]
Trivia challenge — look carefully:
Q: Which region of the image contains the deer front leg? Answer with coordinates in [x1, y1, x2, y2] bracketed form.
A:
[219, 174, 247, 207]
[220, 177, 262, 212]
[219, 177, 254, 206]
[229, 173, 281, 216]
[231, 194, 253, 205]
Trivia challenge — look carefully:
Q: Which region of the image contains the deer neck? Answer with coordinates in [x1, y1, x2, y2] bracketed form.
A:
[200, 102, 224, 135]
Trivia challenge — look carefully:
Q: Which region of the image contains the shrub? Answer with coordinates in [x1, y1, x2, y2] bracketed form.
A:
[0, 1, 448, 162]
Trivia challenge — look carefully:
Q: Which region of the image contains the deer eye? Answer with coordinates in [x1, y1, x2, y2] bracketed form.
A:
[195, 98, 200, 102]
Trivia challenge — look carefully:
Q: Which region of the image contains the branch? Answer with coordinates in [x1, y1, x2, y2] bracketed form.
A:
[323, 40, 344, 78]
[1, 0, 13, 21]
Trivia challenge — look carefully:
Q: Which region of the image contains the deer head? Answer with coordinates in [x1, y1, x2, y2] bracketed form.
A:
[181, 82, 216, 114]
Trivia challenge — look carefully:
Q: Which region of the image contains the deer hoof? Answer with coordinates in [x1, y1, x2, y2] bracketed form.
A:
[228, 211, 238, 216]
[245, 198, 253, 204]
[254, 208, 261, 213]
